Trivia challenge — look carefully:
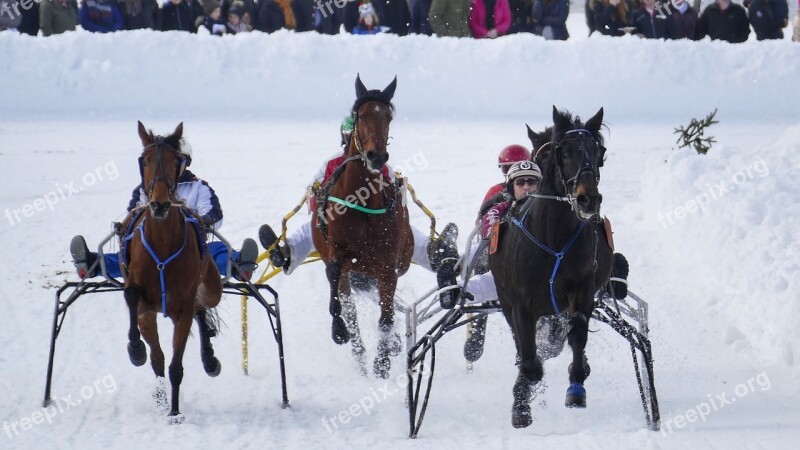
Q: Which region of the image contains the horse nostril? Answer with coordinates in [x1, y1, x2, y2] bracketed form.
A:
[366, 151, 376, 161]
[576, 194, 590, 206]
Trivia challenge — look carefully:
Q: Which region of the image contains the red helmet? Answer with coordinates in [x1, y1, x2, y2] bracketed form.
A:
[497, 145, 531, 174]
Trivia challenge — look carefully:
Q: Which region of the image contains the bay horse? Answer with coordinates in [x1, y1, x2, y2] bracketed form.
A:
[490, 107, 612, 428]
[311, 75, 413, 379]
[122, 121, 223, 422]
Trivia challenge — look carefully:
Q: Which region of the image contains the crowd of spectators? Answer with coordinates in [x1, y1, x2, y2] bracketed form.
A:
[1, 0, 797, 42]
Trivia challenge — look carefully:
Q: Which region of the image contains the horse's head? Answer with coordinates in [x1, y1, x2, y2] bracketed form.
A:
[535, 106, 606, 220]
[349, 74, 396, 173]
[137, 121, 185, 221]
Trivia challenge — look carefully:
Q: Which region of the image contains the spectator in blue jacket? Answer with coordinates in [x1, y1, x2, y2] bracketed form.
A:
[743, 0, 788, 40]
[80, 0, 124, 32]
[631, 0, 668, 38]
[161, 0, 195, 31]
[532, 0, 570, 39]
[410, 0, 433, 35]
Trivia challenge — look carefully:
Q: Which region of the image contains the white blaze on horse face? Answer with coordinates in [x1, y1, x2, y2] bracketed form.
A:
[374, 105, 381, 113]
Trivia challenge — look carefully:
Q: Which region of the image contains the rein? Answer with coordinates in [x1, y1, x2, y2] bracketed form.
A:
[122, 210, 199, 318]
[510, 206, 587, 315]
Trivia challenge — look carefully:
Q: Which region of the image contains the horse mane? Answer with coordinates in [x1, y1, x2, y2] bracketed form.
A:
[551, 109, 605, 147]
[143, 128, 182, 153]
[352, 94, 395, 116]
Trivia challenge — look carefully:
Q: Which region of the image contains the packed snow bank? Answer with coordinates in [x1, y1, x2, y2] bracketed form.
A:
[638, 125, 800, 373]
[1, 30, 798, 121]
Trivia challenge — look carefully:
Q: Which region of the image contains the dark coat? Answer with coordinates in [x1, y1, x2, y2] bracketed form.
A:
[161, 1, 195, 31]
[292, 0, 314, 32]
[697, 2, 750, 42]
[118, 0, 161, 30]
[631, 6, 668, 38]
[666, 3, 698, 39]
[508, 0, 534, 33]
[590, 1, 630, 36]
[255, 0, 283, 32]
[410, 0, 433, 35]
[532, 0, 569, 40]
[744, 0, 788, 40]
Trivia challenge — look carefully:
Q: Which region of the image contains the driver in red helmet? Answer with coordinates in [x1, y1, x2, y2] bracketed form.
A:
[483, 144, 532, 203]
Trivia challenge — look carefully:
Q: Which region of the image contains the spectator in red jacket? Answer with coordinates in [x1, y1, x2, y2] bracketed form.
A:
[469, 0, 511, 38]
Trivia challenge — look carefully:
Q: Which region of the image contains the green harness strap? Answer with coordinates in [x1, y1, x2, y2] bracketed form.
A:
[327, 196, 387, 215]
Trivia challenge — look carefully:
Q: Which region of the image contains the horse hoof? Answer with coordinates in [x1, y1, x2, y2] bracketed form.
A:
[512, 403, 532, 428]
[203, 357, 222, 377]
[373, 355, 391, 379]
[127, 340, 147, 366]
[332, 317, 350, 344]
[167, 412, 185, 425]
[565, 383, 586, 408]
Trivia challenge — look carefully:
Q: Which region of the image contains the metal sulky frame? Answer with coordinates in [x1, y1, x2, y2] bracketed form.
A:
[43, 228, 289, 409]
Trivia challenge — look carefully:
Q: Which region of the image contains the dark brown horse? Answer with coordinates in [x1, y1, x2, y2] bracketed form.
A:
[490, 107, 612, 428]
[312, 75, 413, 378]
[122, 122, 223, 422]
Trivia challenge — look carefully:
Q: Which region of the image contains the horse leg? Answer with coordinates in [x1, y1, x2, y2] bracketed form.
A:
[139, 312, 167, 411]
[565, 312, 589, 408]
[167, 310, 193, 422]
[374, 274, 401, 379]
[195, 309, 221, 377]
[339, 275, 367, 376]
[326, 261, 350, 344]
[124, 287, 147, 366]
[511, 306, 543, 428]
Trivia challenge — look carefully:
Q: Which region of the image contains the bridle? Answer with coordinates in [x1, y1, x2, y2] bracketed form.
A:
[350, 104, 391, 168]
[531, 128, 605, 210]
[138, 137, 185, 200]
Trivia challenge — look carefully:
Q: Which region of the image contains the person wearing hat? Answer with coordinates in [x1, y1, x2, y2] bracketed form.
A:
[202, 0, 227, 35]
[259, 115, 460, 278]
[352, 0, 388, 34]
[436, 160, 542, 310]
[70, 136, 259, 283]
[226, 2, 251, 33]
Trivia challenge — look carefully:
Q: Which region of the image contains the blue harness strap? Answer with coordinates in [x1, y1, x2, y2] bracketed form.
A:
[122, 214, 191, 318]
[510, 209, 587, 315]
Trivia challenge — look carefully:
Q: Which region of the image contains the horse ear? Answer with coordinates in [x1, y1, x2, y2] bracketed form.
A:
[137, 121, 152, 145]
[552, 106, 571, 133]
[381, 76, 397, 102]
[173, 122, 184, 141]
[355, 74, 368, 99]
[585, 107, 604, 134]
[526, 124, 537, 145]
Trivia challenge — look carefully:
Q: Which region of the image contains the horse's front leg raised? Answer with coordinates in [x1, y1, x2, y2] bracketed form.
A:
[374, 274, 401, 379]
[326, 261, 350, 344]
[511, 305, 544, 428]
[124, 287, 147, 366]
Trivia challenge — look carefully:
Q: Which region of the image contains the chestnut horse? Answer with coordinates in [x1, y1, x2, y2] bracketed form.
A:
[490, 107, 612, 428]
[312, 75, 413, 378]
[122, 122, 223, 422]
